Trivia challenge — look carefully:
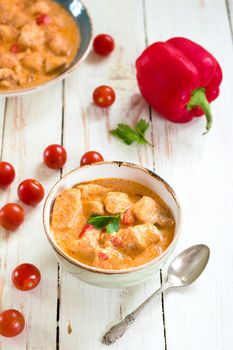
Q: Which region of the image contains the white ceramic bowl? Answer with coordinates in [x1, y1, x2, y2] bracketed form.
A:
[43, 161, 182, 288]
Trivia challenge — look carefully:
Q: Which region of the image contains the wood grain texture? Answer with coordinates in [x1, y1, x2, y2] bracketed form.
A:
[145, 0, 233, 349]
[0, 98, 6, 159]
[0, 86, 63, 349]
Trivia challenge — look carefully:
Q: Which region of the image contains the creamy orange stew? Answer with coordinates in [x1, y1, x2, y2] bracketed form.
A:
[51, 179, 175, 270]
[0, 0, 80, 90]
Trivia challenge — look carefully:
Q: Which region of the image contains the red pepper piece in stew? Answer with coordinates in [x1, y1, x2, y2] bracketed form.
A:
[122, 209, 133, 226]
[98, 252, 109, 260]
[79, 224, 94, 238]
[36, 14, 52, 25]
[111, 237, 123, 248]
[10, 43, 20, 54]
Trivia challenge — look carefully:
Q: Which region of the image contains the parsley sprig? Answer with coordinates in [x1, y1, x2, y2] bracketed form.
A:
[111, 119, 152, 146]
[87, 208, 128, 234]
[88, 215, 120, 234]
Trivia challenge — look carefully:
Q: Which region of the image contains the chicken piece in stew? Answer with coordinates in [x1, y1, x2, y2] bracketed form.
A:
[51, 179, 175, 270]
[0, 0, 80, 90]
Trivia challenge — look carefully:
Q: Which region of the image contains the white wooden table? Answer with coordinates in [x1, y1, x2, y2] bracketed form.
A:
[1, 0, 233, 349]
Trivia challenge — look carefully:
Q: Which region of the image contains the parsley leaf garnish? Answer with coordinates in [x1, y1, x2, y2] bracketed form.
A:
[106, 217, 120, 234]
[135, 119, 150, 136]
[87, 214, 120, 233]
[87, 208, 129, 234]
[111, 119, 152, 146]
[87, 215, 114, 229]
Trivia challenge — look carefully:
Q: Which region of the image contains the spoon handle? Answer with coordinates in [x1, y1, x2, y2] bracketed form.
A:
[102, 284, 167, 345]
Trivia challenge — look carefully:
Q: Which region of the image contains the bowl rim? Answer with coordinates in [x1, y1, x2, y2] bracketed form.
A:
[43, 161, 182, 275]
[0, 0, 93, 97]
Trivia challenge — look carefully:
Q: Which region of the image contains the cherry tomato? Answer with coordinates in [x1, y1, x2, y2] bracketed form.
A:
[0, 203, 25, 231]
[18, 179, 44, 206]
[36, 14, 52, 25]
[0, 309, 25, 337]
[93, 85, 116, 108]
[12, 263, 41, 291]
[0, 161, 15, 187]
[80, 151, 104, 166]
[10, 43, 20, 54]
[93, 34, 115, 56]
[43, 144, 67, 169]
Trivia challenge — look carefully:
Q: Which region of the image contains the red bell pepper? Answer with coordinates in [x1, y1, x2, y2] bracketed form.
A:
[136, 37, 222, 133]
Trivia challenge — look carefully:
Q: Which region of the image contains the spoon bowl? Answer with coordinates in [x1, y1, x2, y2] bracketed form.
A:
[167, 244, 210, 287]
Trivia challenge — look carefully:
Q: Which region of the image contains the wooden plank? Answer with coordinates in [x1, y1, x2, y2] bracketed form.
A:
[59, 1, 165, 349]
[226, 0, 233, 34]
[0, 85, 63, 349]
[145, 0, 233, 349]
[0, 98, 6, 157]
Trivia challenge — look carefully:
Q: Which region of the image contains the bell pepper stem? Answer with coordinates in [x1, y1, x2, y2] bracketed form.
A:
[187, 88, 212, 134]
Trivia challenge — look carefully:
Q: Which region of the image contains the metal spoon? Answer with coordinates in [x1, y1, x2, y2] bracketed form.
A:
[102, 244, 210, 346]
